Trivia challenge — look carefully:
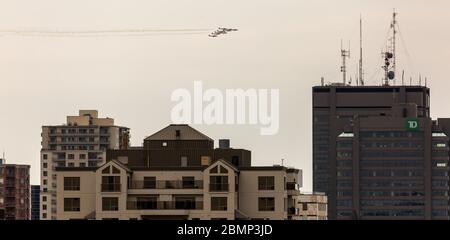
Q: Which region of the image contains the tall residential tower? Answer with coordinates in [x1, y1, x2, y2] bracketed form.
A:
[40, 110, 129, 220]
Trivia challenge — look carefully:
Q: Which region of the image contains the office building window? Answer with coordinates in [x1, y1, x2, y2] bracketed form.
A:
[258, 176, 275, 190]
[64, 177, 80, 191]
[211, 197, 227, 211]
[258, 198, 275, 211]
[102, 197, 119, 211]
[64, 198, 80, 212]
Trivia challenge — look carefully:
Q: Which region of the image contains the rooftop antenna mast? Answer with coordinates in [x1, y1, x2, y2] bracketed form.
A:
[382, 9, 397, 86]
[341, 40, 351, 85]
[359, 15, 364, 86]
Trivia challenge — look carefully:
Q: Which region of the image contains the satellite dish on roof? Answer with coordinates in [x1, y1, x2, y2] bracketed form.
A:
[388, 71, 395, 80]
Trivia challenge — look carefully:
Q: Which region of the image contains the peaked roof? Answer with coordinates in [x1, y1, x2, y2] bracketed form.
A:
[145, 124, 213, 141]
[98, 159, 132, 173]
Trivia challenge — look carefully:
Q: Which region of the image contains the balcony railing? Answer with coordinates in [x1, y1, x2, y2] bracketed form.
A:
[286, 182, 299, 190]
[127, 201, 203, 210]
[129, 180, 203, 190]
[209, 183, 229, 192]
[101, 183, 121, 192]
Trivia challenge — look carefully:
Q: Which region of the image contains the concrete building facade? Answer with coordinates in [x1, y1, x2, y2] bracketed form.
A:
[40, 110, 129, 220]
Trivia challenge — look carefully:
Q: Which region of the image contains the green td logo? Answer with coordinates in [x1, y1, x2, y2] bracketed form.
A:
[406, 119, 419, 131]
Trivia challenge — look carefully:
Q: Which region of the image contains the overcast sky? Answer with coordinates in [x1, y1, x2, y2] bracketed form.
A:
[1, 0, 450, 190]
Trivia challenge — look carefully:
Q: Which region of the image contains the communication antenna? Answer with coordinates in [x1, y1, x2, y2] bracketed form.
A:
[392, 9, 397, 84]
[382, 9, 398, 86]
[359, 15, 364, 86]
[341, 40, 351, 85]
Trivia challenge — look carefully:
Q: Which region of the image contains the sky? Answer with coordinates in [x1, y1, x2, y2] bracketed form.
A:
[0, 0, 450, 190]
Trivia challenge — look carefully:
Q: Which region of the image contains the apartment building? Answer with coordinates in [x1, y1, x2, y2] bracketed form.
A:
[54, 124, 306, 220]
[40, 110, 130, 220]
[298, 193, 327, 220]
[313, 85, 449, 219]
[0, 159, 30, 220]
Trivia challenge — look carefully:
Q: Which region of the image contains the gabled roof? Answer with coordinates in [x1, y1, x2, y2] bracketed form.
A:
[98, 159, 132, 173]
[204, 158, 239, 172]
[145, 124, 213, 141]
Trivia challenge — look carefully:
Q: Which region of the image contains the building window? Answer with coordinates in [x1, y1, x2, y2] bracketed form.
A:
[258, 198, 275, 211]
[210, 176, 229, 192]
[211, 197, 227, 211]
[112, 166, 120, 174]
[302, 203, 308, 211]
[43, 154, 48, 160]
[102, 166, 111, 174]
[43, 179, 47, 185]
[43, 162, 48, 169]
[80, 163, 86, 167]
[68, 163, 75, 167]
[143, 177, 156, 189]
[64, 177, 80, 191]
[64, 198, 80, 212]
[42, 196, 47, 202]
[68, 154, 75, 160]
[201, 156, 211, 166]
[102, 197, 119, 211]
[43, 171, 48, 177]
[43, 205, 47, 210]
[182, 176, 196, 189]
[258, 176, 275, 190]
[79, 154, 86, 160]
[181, 156, 188, 167]
[42, 213, 47, 219]
[210, 166, 218, 174]
[162, 142, 167, 147]
[101, 176, 121, 192]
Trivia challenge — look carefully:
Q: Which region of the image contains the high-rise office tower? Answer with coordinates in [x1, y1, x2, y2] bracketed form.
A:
[0, 159, 30, 220]
[40, 110, 129, 220]
[312, 85, 449, 219]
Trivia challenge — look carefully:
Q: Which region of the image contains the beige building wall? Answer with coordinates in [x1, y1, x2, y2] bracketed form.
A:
[238, 170, 288, 220]
[56, 171, 96, 220]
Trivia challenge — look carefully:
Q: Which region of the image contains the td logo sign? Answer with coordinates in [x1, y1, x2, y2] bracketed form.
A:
[406, 118, 419, 131]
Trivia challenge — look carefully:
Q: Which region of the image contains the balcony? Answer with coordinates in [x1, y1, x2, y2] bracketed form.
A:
[129, 180, 203, 190]
[101, 183, 121, 192]
[127, 201, 203, 210]
[209, 183, 229, 192]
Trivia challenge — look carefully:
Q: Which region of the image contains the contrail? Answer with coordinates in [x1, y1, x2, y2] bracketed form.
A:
[0, 28, 213, 37]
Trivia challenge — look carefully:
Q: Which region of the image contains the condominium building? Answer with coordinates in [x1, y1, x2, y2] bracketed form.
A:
[31, 185, 40, 220]
[0, 159, 30, 220]
[298, 193, 327, 220]
[313, 84, 450, 219]
[54, 124, 306, 220]
[40, 110, 130, 220]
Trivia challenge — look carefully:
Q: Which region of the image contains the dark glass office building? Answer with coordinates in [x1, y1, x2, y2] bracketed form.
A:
[313, 84, 449, 219]
[31, 185, 40, 220]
